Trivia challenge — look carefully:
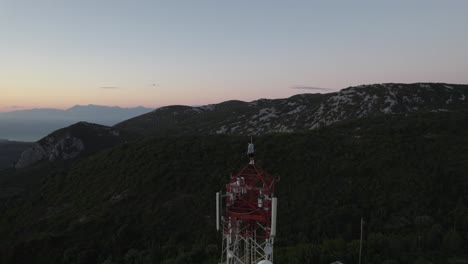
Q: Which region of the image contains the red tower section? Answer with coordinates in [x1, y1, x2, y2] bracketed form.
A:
[225, 164, 276, 239]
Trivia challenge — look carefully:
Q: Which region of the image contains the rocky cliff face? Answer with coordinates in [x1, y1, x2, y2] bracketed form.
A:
[15, 144, 47, 169]
[16, 122, 122, 168]
[15, 138, 85, 168]
[116, 83, 468, 136]
[301, 83, 467, 129]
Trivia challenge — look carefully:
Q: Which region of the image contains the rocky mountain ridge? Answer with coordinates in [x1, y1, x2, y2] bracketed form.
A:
[14, 82, 468, 168]
[117, 82, 468, 136]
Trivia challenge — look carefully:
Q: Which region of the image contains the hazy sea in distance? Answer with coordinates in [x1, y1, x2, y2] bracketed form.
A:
[0, 120, 73, 142]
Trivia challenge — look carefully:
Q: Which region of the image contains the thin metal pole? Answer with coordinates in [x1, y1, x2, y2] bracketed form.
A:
[359, 217, 364, 264]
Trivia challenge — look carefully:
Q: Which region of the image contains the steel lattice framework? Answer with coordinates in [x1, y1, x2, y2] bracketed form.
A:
[217, 164, 277, 264]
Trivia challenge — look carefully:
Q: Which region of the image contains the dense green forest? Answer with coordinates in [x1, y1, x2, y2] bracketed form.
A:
[1, 111, 468, 263]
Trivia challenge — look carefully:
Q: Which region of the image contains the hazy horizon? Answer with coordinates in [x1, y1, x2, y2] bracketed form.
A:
[0, 104, 153, 113]
[3, 81, 467, 113]
[0, 104, 154, 141]
[0, 88, 334, 113]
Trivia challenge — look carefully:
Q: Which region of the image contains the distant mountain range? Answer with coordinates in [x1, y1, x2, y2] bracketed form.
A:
[6, 83, 466, 144]
[12, 82, 468, 169]
[116, 82, 468, 136]
[0, 105, 153, 142]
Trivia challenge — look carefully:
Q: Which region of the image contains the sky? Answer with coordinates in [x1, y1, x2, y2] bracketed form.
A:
[1, 0, 468, 111]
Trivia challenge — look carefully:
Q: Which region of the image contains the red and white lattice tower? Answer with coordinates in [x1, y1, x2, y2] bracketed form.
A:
[216, 160, 277, 264]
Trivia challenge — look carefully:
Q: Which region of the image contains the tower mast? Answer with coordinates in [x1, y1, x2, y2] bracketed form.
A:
[216, 142, 278, 264]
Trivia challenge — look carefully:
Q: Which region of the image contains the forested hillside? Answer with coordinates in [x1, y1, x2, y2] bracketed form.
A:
[1, 110, 468, 263]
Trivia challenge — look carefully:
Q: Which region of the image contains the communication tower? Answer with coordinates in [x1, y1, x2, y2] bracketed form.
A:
[216, 145, 278, 264]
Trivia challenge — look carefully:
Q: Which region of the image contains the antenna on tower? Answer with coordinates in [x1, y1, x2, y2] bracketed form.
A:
[247, 138, 255, 165]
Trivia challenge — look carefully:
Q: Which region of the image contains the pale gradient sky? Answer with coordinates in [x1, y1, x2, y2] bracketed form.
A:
[1, 0, 468, 112]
